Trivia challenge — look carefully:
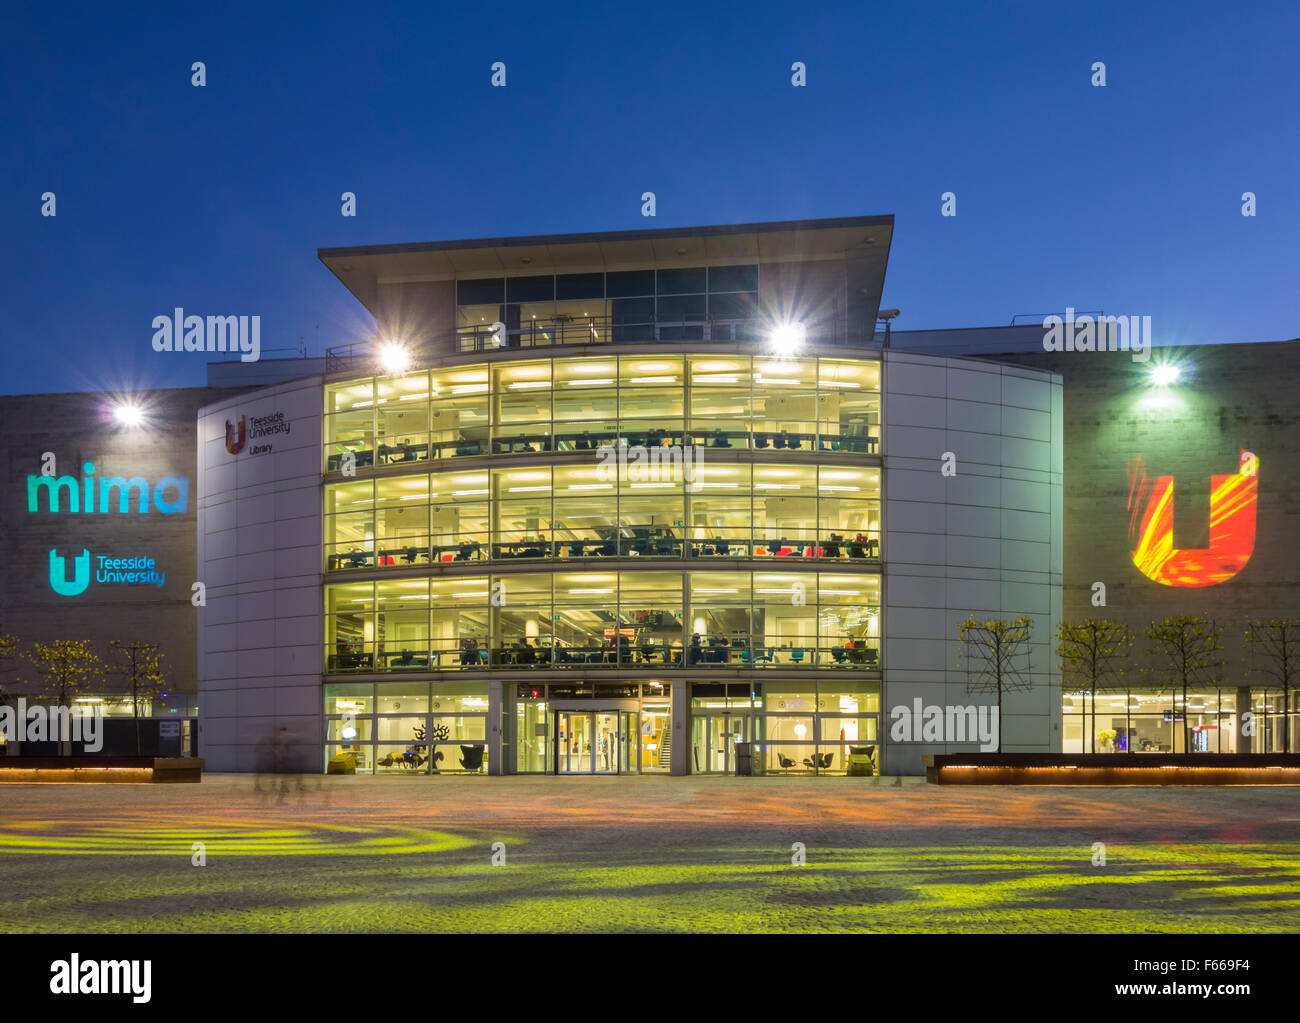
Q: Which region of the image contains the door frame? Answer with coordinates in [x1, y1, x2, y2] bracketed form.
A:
[552, 700, 641, 775]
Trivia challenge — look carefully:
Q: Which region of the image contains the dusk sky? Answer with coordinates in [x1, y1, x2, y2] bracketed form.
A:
[3, 0, 1295, 395]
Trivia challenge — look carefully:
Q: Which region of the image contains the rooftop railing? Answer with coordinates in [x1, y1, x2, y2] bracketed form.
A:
[326, 316, 889, 374]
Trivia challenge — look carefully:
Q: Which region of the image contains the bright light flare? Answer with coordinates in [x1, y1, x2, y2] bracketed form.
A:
[1150, 364, 1180, 387]
[377, 341, 411, 375]
[769, 321, 806, 356]
[111, 401, 144, 428]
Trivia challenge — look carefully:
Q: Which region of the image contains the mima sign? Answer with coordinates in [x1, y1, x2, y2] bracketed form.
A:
[26, 462, 189, 514]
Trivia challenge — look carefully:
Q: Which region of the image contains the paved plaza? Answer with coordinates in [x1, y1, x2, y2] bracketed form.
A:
[2, 775, 1297, 933]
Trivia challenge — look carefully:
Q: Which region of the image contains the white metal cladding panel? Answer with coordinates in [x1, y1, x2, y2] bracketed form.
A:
[881, 353, 1063, 768]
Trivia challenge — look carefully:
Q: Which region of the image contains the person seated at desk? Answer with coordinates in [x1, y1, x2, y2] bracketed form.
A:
[460, 637, 480, 666]
[513, 638, 537, 666]
[707, 634, 730, 663]
[849, 533, 868, 558]
[688, 633, 704, 665]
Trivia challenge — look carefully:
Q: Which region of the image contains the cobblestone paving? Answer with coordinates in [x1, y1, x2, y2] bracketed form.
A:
[1, 775, 1297, 933]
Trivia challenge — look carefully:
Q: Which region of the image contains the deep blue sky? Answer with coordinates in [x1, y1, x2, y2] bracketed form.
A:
[3, 1, 1296, 395]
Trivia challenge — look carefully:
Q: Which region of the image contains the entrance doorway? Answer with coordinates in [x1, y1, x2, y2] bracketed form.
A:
[691, 713, 758, 774]
[556, 710, 634, 774]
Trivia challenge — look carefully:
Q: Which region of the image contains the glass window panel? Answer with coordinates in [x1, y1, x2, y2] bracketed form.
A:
[326, 380, 375, 414]
[619, 356, 683, 388]
[458, 278, 504, 306]
[325, 684, 373, 715]
[553, 300, 607, 340]
[326, 718, 372, 742]
[457, 303, 500, 329]
[688, 356, 752, 387]
[656, 267, 706, 294]
[506, 275, 555, 303]
[376, 371, 431, 403]
[708, 265, 759, 292]
[708, 292, 756, 320]
[554, 358, 617, 387]
[611, 296, 655, 324]
[376, 474, 431, 508]
[656, 294, 707, 321]
[606, 269, 655, 297]
[375, 682, 429, 714]
[429, 716, 487, 741]
[325, 409, 373, 447]
[556, 272, 605, 301]
[326, 478, 374, 515]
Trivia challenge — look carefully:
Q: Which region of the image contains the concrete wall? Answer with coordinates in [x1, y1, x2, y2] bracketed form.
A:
[988, 341, 1300, 675]
[0, 387, 242, 706]
[196, 377, 324, 771]
[377, 280, 457, 354]
[881, 352, 1063, 774]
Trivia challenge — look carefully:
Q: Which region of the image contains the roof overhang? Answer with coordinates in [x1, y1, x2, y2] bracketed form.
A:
[318, 214, 893, 319]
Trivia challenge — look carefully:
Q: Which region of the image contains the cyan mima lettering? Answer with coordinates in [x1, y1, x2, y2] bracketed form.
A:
[26, 463, 189, 514]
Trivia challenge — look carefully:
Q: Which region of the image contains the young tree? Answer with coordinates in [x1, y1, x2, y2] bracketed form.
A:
[107, 640, 170, 755]
[0, 632, 18, 702]
[1244, 618, 1300, 754]
[1056, 619, 1133, 752]
[957, 615, 1035, 752]
[22, 640, 106, 755]
[1144, 616, 1224, 755]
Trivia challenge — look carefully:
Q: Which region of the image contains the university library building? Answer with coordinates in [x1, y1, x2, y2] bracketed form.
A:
[0, 216, 1295, 776]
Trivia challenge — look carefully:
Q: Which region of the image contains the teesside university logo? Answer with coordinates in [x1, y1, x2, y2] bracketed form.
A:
[225, 416, 247, 454]
[26, 460, 187, 597]
[1127, 450, 1259, 588]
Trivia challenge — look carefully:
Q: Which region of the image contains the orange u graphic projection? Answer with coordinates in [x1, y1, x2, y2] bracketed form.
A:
[1126, 450, 1258, 587]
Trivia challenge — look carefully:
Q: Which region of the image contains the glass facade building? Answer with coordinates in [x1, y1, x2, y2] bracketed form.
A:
[319, 345, 885, 776]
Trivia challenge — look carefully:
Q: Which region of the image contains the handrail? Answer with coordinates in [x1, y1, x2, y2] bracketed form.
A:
[326, 316, 886, 372]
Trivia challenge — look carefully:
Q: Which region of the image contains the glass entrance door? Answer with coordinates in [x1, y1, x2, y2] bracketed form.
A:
[558, 712, 592, 773]
[556, 710, 628, 774]
[691, 713, 751, 773]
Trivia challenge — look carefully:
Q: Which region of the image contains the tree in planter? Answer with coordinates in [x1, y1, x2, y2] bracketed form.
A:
[1243, 618, 1300, 753]
[957, 616, 1035, 753]
[22, 639, 106, 755]
[409, 722, 449, 772]
[107, 640, 170, 755]
[1144, 616, 1224, 755]
[1056, 619, 1133, 753]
